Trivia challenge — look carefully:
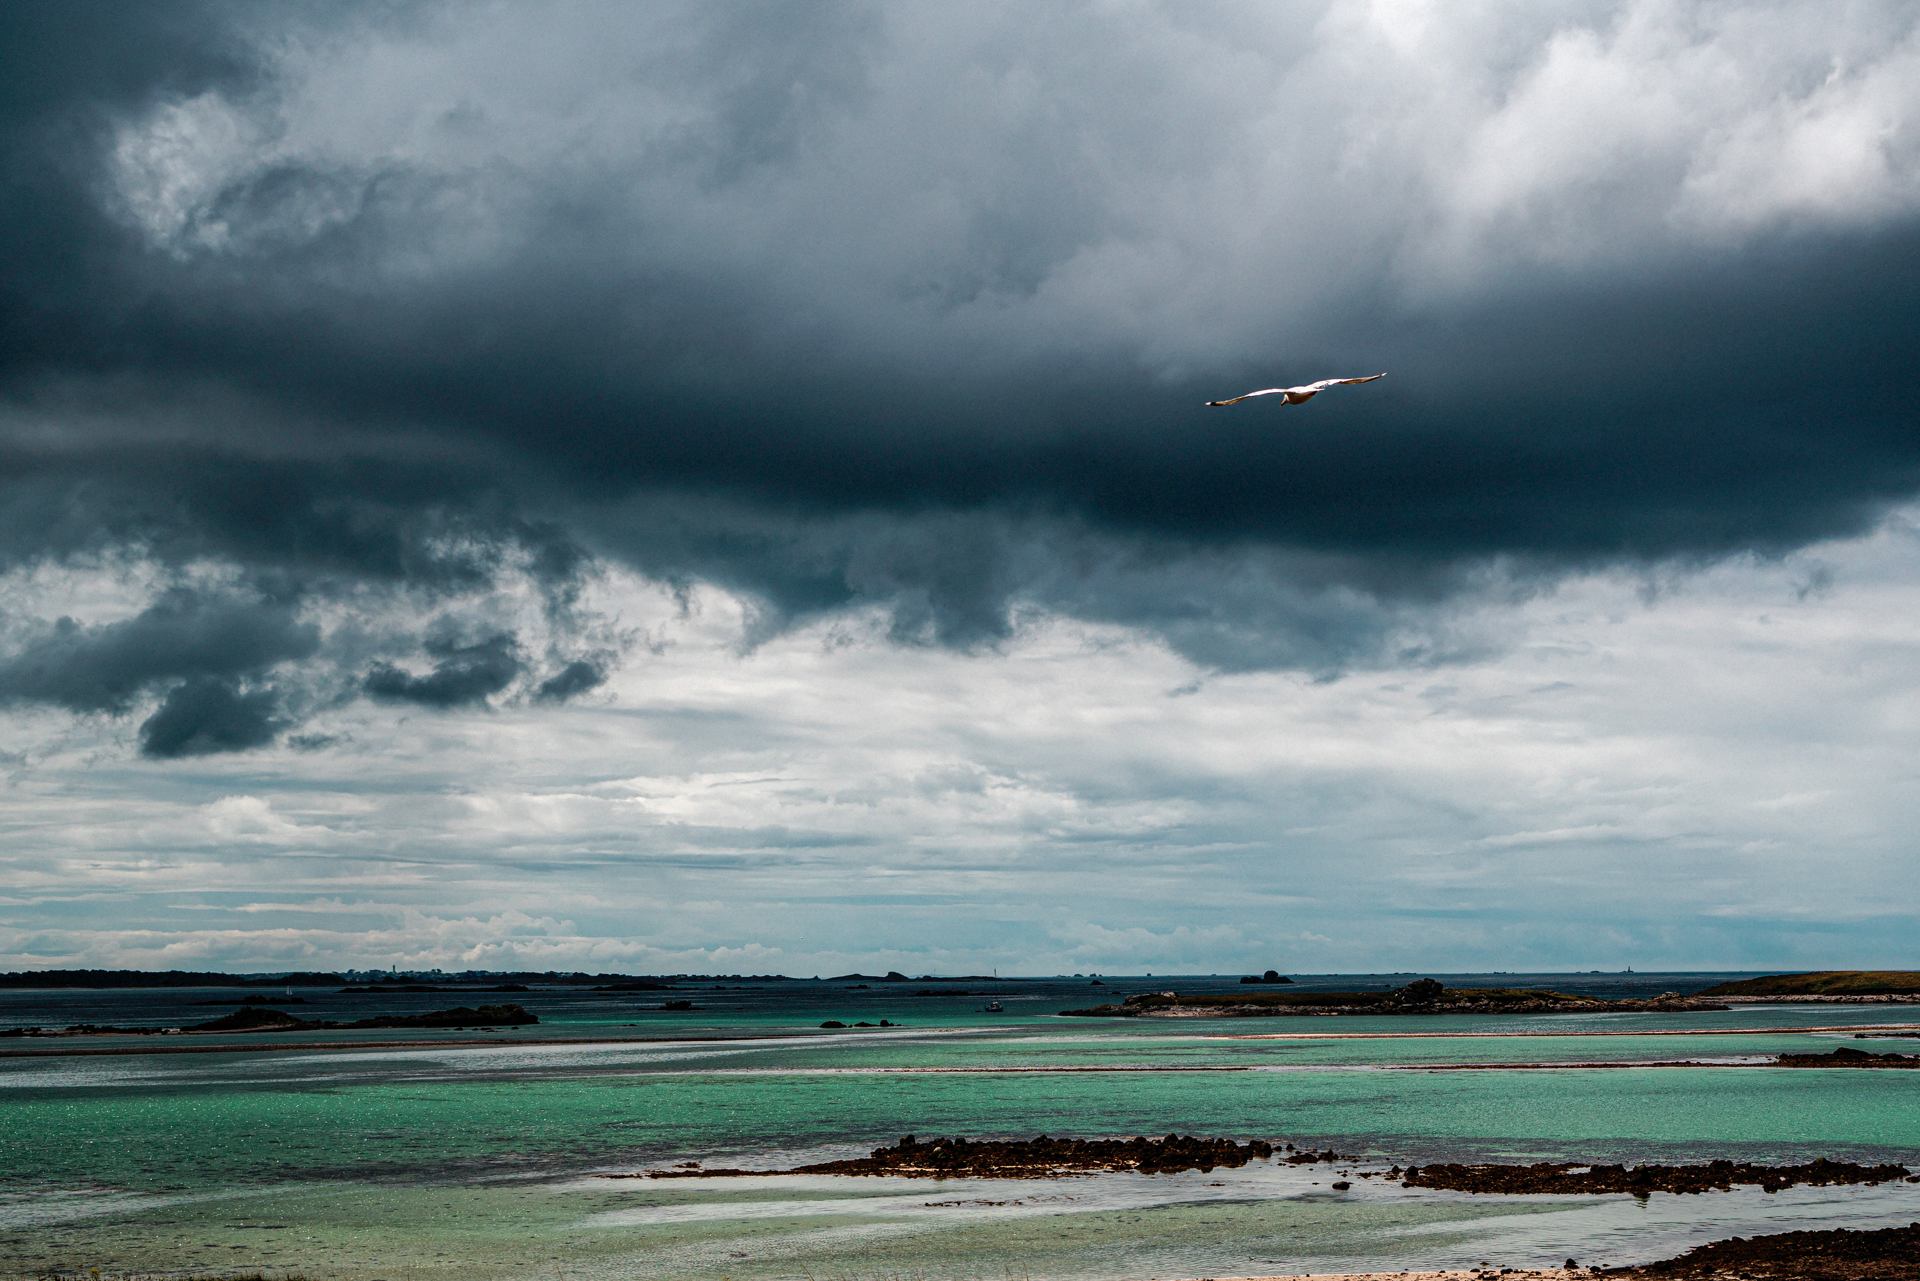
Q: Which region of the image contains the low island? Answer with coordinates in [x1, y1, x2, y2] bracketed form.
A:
[1, 1003, 537, 1038]
[1697, 970, 1920, 1000]
[1061, 978, 1726, 1018]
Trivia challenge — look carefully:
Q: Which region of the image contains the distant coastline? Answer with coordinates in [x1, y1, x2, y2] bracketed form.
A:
[0, 967, 796, 989]
[0, 1002, 537, 1040]
[1698, 970, 1920, 998]
[1062, 978, 1729, 1018]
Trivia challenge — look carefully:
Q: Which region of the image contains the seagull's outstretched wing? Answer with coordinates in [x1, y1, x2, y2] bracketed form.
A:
[1205, 372, 1384, 407]
[1297, 372, 1386, 394]
[1204, 388, 1287, 407]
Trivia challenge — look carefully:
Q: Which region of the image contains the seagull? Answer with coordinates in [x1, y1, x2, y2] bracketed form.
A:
[1205, 372, 1385, 407]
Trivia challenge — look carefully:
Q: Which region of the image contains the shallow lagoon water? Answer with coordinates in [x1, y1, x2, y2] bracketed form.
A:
[5, 974, 1918, 1278]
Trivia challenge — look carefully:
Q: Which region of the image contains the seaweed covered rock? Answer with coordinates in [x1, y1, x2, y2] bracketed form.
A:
[794, 1133, 1278, 1177]
[1773, 1046, 1920, 1068]
[1611, 1222, 1920, 1278]
[1403, 1157, 1911, 1196]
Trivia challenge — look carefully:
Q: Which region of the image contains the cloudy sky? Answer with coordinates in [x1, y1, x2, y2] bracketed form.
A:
[3, 0, 1919, 975]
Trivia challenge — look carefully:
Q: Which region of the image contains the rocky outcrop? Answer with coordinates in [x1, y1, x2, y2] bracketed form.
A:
[1772, 1046, 1920, 1068]
[1402, 1157, 1911, 1196]
[192, 1007, 312, 1032]
[334, 1004, 537, 1029]
[633, 1134, 1284, 1179]
[798, 1133, 1278, 1177]
[1608, 1222, 1920, 1279]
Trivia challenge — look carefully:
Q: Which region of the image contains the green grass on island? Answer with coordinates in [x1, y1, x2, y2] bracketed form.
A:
[1699, 970, 1920, 997]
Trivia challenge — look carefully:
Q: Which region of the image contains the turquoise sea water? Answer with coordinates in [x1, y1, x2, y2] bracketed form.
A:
[4, 975, 1918, 1278]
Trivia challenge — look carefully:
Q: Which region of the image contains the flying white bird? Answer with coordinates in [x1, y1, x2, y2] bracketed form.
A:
[1205, 372, 1385, 407]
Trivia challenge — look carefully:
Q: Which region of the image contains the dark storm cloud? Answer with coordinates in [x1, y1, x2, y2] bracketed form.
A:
[364, 633, 523, 708]
[534, 659, 608, 703]
[0, 587, 318, 713]
[2, 0, 1919, 737]
[138, 676, 285, 757]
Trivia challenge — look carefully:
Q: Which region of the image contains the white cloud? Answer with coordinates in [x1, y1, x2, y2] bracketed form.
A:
[103, 3, 1920, 334]
[4, 511, 1919, 971]
[110, 92, 262, 251]
[200, 795, 334, 845]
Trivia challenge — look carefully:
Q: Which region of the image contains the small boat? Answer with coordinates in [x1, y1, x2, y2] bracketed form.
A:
[983, 1000, 1004, 1013]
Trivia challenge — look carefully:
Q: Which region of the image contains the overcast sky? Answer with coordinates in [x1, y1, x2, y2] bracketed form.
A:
[3, 1, 1919, 975]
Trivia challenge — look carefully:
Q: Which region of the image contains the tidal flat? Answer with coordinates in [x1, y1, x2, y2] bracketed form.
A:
[5, 973, 1919, 1279]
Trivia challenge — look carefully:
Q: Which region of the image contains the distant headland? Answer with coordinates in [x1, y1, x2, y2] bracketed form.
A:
[1698, 970, 1920, 999]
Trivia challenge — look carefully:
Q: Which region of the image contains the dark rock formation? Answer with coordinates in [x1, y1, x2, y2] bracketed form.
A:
[1403, 1157, 1910, 1196]
[336, 1004, 536, 1029]
[1285, 1148, 1341, 1164]
[1609, 1222, 1920, 1278]
[1399, 977, 1445, 1003]
[804, 1132, 1282, 1177]
[637, 1134, 1281, 1180]
[193, 1007, 310, 1032]
[1773, 1046, 1920, 1068]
